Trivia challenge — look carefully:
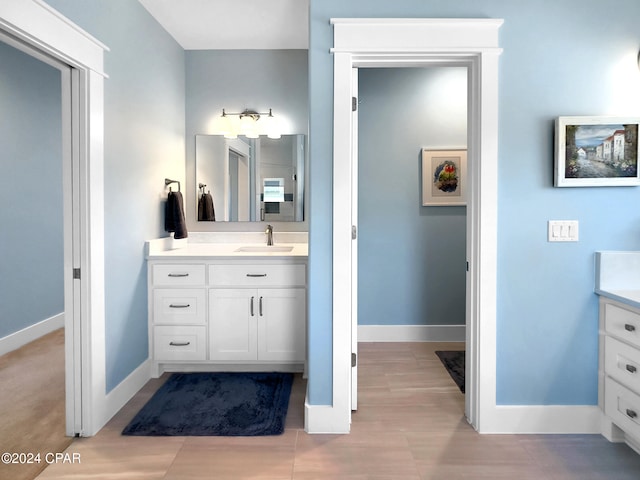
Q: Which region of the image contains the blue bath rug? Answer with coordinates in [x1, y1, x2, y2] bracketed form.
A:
[122, 372, 293, 436]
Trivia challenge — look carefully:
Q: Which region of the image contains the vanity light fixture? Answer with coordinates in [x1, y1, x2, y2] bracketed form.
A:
[220, 108, 281, 140]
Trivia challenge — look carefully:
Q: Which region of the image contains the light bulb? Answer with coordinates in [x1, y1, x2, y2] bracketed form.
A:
[264, 113, 281, 139]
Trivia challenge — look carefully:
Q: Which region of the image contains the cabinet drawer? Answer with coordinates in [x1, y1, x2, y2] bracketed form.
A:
[153, 289, 205, 325]
[209, 264, 305, 287]
[604, 302, 640, 349]
[153, 326, 206, 361]
[152, 264, 205, 286]
[605, 376, 640, 440]
[605, 335, 640, 393]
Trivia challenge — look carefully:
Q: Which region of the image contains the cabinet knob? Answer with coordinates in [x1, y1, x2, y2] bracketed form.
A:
[625, 324, 636, 332]
[626, 364, 638, 374]
[626, 409, 638, 419]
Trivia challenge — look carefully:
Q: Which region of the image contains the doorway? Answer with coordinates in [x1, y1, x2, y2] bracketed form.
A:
[0, 30, 81, 437]
[356, 65, 468, 404]
[330, 18, 503, 433]
[0, 0, 108, 436]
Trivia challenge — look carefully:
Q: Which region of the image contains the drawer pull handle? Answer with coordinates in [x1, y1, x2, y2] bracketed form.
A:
[625, 324, 636, 332]
[246, 273, 267, 278]
[627, 364, 638, 374]
[169, 304, 190, 309]
[259, 296, 263, 316]
[251, 296, 255, 316]
[168, 273, 189, 278]
[169, 341, 190, 347]
[627, 409, 638, 419]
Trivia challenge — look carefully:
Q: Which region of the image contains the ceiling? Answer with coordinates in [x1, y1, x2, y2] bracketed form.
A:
[138, 0, 309, 50]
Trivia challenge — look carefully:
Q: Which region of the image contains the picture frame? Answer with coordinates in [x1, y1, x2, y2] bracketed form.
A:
[554, 116, 640, 187]
[421, 149, 467, 206]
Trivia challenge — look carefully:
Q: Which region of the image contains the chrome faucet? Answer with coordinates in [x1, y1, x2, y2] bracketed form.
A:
[265, 224, 274, 246]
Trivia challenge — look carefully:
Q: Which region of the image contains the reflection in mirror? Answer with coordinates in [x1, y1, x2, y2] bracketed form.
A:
[196, 134, 304, 222]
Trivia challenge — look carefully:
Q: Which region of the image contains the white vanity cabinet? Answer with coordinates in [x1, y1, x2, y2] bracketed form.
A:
[147, 253, 306, 376]
[599, 297, 640, 450]
[209, 263, 305, 362]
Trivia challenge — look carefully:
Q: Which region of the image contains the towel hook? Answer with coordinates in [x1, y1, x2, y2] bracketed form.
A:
[165, 178, 180, 192]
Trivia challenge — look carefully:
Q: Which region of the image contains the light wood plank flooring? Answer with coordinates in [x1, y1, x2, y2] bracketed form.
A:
[0, 328, 72, 480]
[34, 342, 640, 479]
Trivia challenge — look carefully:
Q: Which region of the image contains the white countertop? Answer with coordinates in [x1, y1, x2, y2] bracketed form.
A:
[596, 289, 640, 309]
[146, 240, 308, 260]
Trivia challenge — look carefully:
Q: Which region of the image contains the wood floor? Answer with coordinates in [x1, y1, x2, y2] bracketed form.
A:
[26, 341, 640, 479]
[0, 328, 72, 480]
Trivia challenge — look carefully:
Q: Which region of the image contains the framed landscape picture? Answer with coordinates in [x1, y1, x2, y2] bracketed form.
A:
[555, 116, 640, 187]
[422, 149, 467, 206]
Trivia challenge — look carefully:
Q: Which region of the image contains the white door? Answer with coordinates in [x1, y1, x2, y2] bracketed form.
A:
[258, 288, 306, 362]
[351, 68, 359, 411]
[209, 289, 258, 360]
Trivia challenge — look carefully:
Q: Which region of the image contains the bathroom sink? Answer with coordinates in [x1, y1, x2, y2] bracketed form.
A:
[235, 245, 294, 253]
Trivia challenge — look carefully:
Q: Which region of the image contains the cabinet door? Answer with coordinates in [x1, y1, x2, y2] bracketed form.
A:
[257, 288, 305, 362]
[209, 289, 258, 361]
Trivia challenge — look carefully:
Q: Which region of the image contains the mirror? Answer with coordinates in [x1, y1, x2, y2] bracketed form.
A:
[195, 134, 305, 222]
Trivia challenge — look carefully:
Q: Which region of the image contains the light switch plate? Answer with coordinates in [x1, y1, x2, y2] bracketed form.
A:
[548, 220, 579, 242]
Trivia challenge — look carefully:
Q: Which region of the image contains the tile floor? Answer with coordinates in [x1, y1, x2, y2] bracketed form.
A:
[35, 342, 640, 479]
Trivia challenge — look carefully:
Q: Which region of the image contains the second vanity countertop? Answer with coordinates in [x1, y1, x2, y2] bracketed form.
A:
[595, 251, 640, 309]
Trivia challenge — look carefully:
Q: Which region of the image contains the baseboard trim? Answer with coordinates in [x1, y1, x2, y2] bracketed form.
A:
[92, 358, 152, 436]
[482, 405, 602, 434]
[358, 324, 465, 342]
[304, 389, 350, 434]
[0, 313, 65, 356]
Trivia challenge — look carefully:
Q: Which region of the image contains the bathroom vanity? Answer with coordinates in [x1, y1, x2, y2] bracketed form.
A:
[595, 251, 640, 452]
[146, 235, 307, 377]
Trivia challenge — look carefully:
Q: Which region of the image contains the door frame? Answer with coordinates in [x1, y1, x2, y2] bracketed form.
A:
[0, 0, 108, 436]
[331, 18, 503, 432]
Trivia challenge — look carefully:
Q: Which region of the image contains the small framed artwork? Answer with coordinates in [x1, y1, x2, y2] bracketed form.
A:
[421, 149, 467, 206]
[555, 116, 640, 187]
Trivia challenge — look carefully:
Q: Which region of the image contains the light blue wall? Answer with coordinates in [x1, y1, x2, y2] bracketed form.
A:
[358, 67, 467, 327]
[0, 42, 63, 338]
[309, 0, 640, 406]
[43, 0, 186, 392]
[184, 49, 308, 230]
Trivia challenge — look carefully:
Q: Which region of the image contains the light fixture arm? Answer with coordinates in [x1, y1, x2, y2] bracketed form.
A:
[222, 108, 274, 122]
[219, 108, 280, 139]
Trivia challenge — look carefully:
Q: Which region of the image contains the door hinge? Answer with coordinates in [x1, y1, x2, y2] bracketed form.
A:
[351, 225, 357, 240]
[352, 96, 358, 112]
[351, 352, 357, 367]
[73, 268, 81, 279]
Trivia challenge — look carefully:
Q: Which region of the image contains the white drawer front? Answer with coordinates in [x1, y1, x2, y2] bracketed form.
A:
[604, 302, 640, 349]
[605, 376, 640, 440]
[605, 335, 640, 393]
[154, 326, 206, 361]
[209, 264, 305, 287]
[153, 289, 205, 325]
[152, 264, 205, 286]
